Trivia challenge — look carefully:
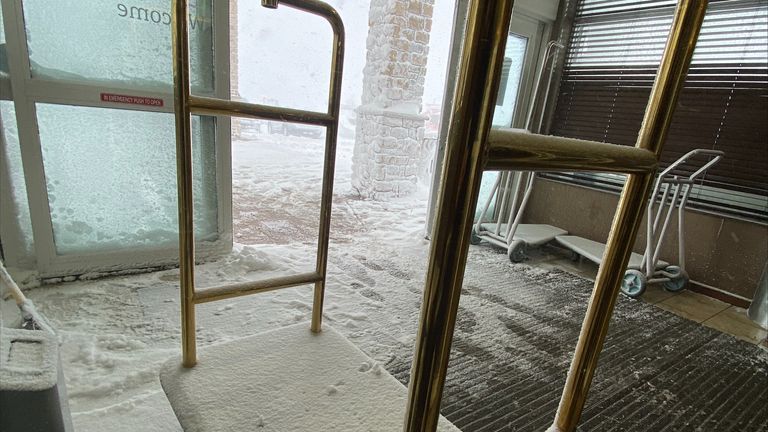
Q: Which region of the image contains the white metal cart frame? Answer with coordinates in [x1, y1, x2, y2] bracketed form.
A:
[472, 167, 568, 262]
[557, 149, 724, 298]
[626, 148, 724, 296]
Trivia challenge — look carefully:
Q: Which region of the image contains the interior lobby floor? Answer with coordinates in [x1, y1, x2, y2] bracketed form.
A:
[529, 245, 768, 348]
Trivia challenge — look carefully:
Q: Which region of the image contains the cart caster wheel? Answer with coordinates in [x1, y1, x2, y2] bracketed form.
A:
[621, 269, 646, 298]
[507, 240, 527, 263]
[662, 266, 688, 292]
[470, 228, 482, 246]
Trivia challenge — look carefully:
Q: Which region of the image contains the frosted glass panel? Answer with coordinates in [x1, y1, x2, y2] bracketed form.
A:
[492, 34, 528, 127]
[475, 171, 499, 221]
[1, 2, 9, 83]
[36, 104, 218, 254]
[21, 0, 214, 92]
[0, 2, 6, 44]
[1, 102, 35, 259]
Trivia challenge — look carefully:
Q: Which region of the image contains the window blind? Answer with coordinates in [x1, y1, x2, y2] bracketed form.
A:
[548, 0, 768, 221]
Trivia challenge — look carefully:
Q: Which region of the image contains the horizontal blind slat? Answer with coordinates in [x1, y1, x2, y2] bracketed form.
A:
[549, 0, 768, 222]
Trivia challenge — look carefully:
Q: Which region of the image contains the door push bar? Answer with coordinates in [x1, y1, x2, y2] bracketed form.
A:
[171, 0, 344, 368]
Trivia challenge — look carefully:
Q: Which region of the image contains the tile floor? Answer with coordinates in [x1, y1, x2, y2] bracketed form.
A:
[530, 245, 768, 347]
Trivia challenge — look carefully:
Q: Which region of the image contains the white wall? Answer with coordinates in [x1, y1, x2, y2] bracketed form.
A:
[515, 0, 560, 22]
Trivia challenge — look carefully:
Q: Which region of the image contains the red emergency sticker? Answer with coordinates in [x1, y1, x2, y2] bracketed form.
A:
[100, 93, 164, 107]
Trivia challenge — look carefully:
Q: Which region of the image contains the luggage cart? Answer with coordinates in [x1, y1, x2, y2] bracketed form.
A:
[557, 149, 724, 298]
[471, 167, 567, 262]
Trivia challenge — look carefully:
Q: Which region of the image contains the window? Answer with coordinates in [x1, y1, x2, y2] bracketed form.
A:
[548, 0, 768, 221]
[493, 34, 528, 127]
[477, 13, 546, 220]
[0, 0, 231, 276]
[22, 0, 214, 91]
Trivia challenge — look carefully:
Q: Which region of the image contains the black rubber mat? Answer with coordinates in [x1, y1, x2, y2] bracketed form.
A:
[383, 247, 768, 432]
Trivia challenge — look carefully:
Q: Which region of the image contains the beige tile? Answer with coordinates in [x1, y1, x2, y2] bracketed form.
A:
[550, 257, 598, 281]
[535, 261, 562, 273]
[641, 283, 680, 305]
[657, 290, 730, 323]
[703, 306, 768, 345]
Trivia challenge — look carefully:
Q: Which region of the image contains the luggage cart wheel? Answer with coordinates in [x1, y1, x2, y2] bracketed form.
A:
[470, 228, 482, 246]
[507, 240, 527, 263]
[621, 269, 646, 298]
[662, 266, 689, 292]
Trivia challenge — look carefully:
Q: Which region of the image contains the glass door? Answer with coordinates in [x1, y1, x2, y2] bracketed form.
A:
[0, 0, 231, 276]
[476, 12, 545, 219]
[493, 13, 544, 128]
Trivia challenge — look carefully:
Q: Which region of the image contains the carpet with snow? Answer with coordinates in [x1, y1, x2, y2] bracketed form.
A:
[367, 247, 768, 432]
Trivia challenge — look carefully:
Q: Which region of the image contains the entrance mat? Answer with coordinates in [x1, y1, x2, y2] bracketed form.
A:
[382, 248, 768, 431]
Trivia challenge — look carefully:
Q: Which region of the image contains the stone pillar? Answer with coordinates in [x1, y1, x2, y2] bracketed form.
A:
[352, 0, 434, 199]
[229, 0, 242, 139]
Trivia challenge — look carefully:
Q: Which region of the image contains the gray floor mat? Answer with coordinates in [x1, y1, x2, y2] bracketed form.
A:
[382, 247, 768, 432]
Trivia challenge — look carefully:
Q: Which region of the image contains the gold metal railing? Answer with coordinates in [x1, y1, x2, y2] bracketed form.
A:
[404, 1, 707, 431]
[171, 0, 344, 367]
[172, 0, 705, 429]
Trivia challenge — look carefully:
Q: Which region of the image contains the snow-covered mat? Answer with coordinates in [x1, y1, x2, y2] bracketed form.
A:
[479, 223, 567, 246]
[159, 322, 461, 432]
[555, 235, 668, 269]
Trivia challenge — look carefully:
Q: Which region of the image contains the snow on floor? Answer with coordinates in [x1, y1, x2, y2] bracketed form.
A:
[1, 131, 448, 431]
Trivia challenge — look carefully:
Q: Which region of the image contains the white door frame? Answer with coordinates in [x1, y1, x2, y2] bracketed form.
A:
[506, 12, 546, 128]
[0, 0, 232, 277]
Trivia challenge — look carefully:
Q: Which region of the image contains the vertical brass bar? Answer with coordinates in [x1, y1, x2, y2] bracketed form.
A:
[312, 9, 345, 333]
[171, 0, 197, 368]
[403, 1, 514, 431]
[551, 1, 707, 430]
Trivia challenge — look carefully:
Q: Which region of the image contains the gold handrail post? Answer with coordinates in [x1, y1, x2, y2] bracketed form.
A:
[312, 4, 345, 333]
[403, 1, 515, 431]
[551, 1, 707, 430]
[171, 0, 197, 368]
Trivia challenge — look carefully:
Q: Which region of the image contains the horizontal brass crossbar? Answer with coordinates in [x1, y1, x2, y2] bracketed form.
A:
[194, 271, 323, 304]
[189, 95, 334, 126]
[485, 128, 658, 174]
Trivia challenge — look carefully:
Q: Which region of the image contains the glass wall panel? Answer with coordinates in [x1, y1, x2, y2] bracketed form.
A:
[492, 34, 528, 127]
[0, 2, 6, 44]
[36, 103, 218, 254]
[477, 34, 528, 220]
[1, 101, 35, 260]
[21, 0, 214, 92]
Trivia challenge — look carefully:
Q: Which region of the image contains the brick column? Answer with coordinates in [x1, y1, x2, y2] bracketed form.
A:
[352, 0, 434, 199]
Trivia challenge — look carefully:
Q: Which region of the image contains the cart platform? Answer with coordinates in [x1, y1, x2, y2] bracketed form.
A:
[556, 235, 668, 270]
[160, 323, 461, 432]
[480, 223, 568, 247]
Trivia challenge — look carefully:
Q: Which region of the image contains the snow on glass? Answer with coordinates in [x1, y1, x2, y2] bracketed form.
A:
[37, 105, 219, 254]
[22, 0, 214, 92]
